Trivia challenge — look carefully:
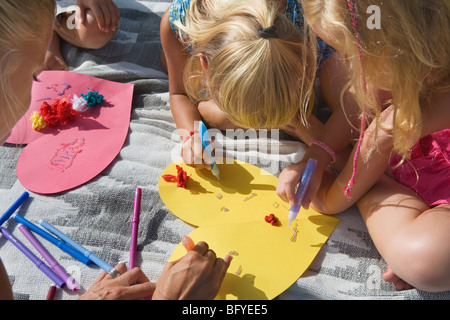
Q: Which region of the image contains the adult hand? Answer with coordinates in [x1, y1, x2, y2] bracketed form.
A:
[152, 238, 232, 300]
[78, 263, 154, 300]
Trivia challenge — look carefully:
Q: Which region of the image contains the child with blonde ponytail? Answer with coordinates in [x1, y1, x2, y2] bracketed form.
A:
[0, 0, 230, 300]
[160, 0, 341, 167]
[278, 0, 450, 292]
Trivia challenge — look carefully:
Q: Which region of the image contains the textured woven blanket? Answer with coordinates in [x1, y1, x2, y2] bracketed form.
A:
[0, 0, 448, 300]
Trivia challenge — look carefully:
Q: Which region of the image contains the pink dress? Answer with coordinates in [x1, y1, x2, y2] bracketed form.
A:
[390, 129, 450, 206]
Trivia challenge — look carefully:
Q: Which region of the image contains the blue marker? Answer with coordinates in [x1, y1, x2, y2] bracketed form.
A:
[0, 192, 29, 226]
[288, 158, 317, 226]
[198, 121, 220, 180]
[40, 220, 118, 277]
[13, 214, 91, 265]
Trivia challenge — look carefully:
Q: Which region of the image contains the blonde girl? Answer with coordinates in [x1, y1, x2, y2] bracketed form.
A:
[0, 0, 230, 299]
[0, 0, 56, 144]
[160, 0, 334, 167]
[279, 0, 450, 291]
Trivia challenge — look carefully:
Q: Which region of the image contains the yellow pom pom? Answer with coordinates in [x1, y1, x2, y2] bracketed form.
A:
[30, 111, 47, 131]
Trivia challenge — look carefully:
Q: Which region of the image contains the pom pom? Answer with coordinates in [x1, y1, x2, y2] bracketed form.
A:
[264, 213, 279, 226]
[39, 96, 78, 127]
[71, 94, 89, 112]
[30, 111, 47, 131]
[175, 165, 190, 188]
[161, 165, 191, 188]
[81, 89, 104, 107]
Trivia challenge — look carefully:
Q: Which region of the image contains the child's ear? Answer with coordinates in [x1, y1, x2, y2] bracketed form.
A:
[199, 54, 208, 71]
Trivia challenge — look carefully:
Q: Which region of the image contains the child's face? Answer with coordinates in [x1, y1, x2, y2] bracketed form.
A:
[0, 27, 52, 145]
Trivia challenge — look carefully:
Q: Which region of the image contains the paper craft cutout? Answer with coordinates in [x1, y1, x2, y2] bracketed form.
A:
[159, 159, 340, 300]
[7, 71, 132, 145]
[14, 71, 134, 194]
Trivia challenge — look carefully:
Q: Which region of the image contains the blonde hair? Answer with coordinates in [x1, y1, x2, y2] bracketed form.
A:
[175, 0, 317, 129]
[0, 0, 55, 132]
[304, 0, 450, 158]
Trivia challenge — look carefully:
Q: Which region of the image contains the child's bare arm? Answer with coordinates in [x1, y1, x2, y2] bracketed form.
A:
[161, 8, 201, 137]
[277, 54, 359, 210]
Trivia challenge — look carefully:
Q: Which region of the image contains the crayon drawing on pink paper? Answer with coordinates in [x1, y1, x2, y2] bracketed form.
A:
[49, 138, 85, 172]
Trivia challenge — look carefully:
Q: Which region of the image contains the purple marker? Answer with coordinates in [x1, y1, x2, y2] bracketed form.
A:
[288, 158, 317, 226]
[129, 188, 142, 269]
[18, 225, 80, 291]
[0, 227, 65, 288]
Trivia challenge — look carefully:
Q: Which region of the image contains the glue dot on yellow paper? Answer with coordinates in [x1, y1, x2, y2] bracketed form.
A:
[243, 193, 257, 201]
[235, 265, 242, 276]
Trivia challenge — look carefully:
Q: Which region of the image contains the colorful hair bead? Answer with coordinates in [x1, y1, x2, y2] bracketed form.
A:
[344, 0, 368, 199]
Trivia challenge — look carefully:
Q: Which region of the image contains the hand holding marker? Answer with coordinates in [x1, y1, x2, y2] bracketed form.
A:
[288, 159, 317, 226]
[198, 121, 220, 180]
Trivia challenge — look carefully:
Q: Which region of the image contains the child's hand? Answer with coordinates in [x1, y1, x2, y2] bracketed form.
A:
[277, 162, 302, 206]
[277, 156, 327, 210]
[76, 0, 120, 32]
[181, 132, 213, 169]
[276, 161, 324, 210]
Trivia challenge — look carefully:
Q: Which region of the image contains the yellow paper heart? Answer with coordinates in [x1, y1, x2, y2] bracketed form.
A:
[159, 159, 340, 300]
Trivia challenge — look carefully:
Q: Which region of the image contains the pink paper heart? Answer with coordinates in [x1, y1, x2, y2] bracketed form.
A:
[15, 71, 134, 194]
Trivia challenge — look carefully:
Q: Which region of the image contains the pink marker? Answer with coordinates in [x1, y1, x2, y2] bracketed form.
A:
[129, 188, 142, 269]
[19, 225, 80, 291]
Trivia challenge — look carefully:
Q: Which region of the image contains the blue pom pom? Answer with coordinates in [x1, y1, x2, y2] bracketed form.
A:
[81, 89, 104, 107]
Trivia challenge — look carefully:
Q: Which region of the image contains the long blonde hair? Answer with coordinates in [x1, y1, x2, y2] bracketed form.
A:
[175, 0, 317, 129]
[0, 0, 55, 132]
[304, 0, 450, 158]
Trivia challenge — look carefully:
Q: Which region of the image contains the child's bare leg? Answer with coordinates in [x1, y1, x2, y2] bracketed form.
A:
[357, 175, 450, 292]
[55, 10, 116, 50]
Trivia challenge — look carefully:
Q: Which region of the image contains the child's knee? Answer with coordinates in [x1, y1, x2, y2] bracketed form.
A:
[390, 235, 450, 292]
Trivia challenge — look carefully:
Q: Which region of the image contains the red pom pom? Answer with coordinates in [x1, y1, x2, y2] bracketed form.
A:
[39, 96, 78, 127]
[162, 166, 191, 188]
[162, 174, 177, 182]
[175, 165, 190, 188]
[264, 213, 279, 226]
